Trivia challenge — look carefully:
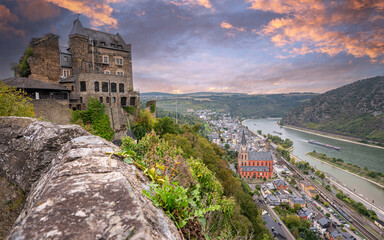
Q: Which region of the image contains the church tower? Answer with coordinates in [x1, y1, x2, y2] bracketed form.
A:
[238, 130, 248, 173]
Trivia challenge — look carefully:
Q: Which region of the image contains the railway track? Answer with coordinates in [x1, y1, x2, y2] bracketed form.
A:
[272, 147, 383, 240]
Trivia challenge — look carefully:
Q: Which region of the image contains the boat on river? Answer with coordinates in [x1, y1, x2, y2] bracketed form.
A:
[308, 140, 341, 150]
[273, 131, 282, 135]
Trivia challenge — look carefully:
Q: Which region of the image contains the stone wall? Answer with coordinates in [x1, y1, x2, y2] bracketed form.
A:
[0, 117, 182, 240]
[68, 34, 89, 75]
[74, 73, 140, 132]
[32, 99, 72, 125]
[28, 34, 61, 84]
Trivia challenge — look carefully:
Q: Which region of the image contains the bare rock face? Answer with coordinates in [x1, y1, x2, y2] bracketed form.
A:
[0, 117, 182, 240]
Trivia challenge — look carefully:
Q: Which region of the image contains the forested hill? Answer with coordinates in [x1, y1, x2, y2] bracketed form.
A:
[142, 92, 317, 118]
[281, 76, 384, 143]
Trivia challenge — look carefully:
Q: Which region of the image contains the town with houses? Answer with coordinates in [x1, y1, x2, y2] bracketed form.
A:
[197, 109, 366, 240]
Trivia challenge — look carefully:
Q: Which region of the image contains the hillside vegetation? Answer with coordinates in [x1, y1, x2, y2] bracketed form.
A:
[143, 92, 317, 118]
[121, 110, 271, 239]
[281, 76, 384, 143]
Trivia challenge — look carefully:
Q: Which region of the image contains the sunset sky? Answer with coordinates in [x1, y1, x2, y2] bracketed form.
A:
[1, 0, 383, 94]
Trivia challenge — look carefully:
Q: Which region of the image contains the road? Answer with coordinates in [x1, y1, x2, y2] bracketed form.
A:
[254, 193, 296, 240]
[266, 204, 296, 240]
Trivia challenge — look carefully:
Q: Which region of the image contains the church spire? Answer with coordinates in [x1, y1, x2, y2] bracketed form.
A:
[241, 130, 247, 146]
[69, 17, 87, 37]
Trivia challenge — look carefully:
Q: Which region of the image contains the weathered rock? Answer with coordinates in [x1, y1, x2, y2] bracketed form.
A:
[0, 117, 182, 240]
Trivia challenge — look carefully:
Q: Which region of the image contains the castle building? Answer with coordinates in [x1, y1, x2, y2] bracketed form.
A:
[238, 131, 274, 179]
[13, 18, 140, 136]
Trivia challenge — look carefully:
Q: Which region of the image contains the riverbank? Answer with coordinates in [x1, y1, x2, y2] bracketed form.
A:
[282, 125, 384, 150]
[305, 152, 384, 189]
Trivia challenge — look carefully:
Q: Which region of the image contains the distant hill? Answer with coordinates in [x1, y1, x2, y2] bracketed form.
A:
[145, 92, 318, 118]
[141, 92, 246, 100]
[281, 76, 384, 143]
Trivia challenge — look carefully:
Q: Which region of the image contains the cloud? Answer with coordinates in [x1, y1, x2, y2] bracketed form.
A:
[44, 0, 123, 28]
[249, 0, 384, 62]
[220, 21, 245, 33]
[169, 0, 212, 9]
[0, 4, 25, 38]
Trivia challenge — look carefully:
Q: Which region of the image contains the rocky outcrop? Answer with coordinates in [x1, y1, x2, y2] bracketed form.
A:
[0, 117, 182, 240]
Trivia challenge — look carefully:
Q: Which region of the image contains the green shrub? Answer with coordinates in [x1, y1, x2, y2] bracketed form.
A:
[0, 83, 35, 117]
[150, 103, 156, 113]
[71, 97, 114, 140]
[12, 47, 33, 77]
[123, 105, 136, 114]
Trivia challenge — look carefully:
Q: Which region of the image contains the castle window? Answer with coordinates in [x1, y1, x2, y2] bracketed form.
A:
[64, 56, 68, 62]
[104, 70, 110, 75]
[102, 55, 109, 64]
[94, 82, 99, 92]
[62, 69, 71, 77]
[71, 85, 74, 91]
[106, 97, 110, 103]
[119, 83, 124, 93]
[99, 97, 103, 103]
[116, 70, 124, 76]
[115, 57, 123, 65]
[102, 82, 108, 92]
[80, 81, 86, 92]
[111, 83, 117, 92]
[130, 97, 136, 106]
[80, 97, 83, 103]
[111, 43, 116, 47]
[112, 97, 116, 103]
[101, 42, 106, 46]
[117, 45, 123, 49]
[121, 97, 127, 106]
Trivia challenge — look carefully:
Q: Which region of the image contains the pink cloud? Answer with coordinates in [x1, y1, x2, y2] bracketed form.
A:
[250, 0, 384, 62]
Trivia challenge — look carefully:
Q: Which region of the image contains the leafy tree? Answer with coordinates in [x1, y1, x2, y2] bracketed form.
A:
[224, 143, 230, 149]
[150, 103, 156, 113]
[72, 97, 114, 140]
[0, 82, 35, 117]
[12, 47, 33, 77]
[154, 116, 178, 137]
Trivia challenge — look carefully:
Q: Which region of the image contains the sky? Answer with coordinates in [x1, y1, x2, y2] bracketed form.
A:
[0, 0, 383, 94]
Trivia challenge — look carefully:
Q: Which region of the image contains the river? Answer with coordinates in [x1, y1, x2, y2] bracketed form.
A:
[243, 118, 384, 208]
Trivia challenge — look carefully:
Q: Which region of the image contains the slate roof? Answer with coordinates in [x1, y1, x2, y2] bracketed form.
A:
[297, 208, 312, 218]
[274, 179, 287, 186]
[2, 77, 69, 91]
[318, 217, 330, 227]
[59, 75, 76, 83]
[331, 229, 355, 240]
[241, 166, 269, 172]
[241, 130, 247, 146]
[290, 197, 306, 204]
[69, 18, 129, 51]
[248, 151, 273, 161]
[60, 46, 72, 68]
[69, 18, 88, 36]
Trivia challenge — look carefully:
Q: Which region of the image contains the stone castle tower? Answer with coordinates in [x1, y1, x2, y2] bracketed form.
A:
[21, 18, 140, 138]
